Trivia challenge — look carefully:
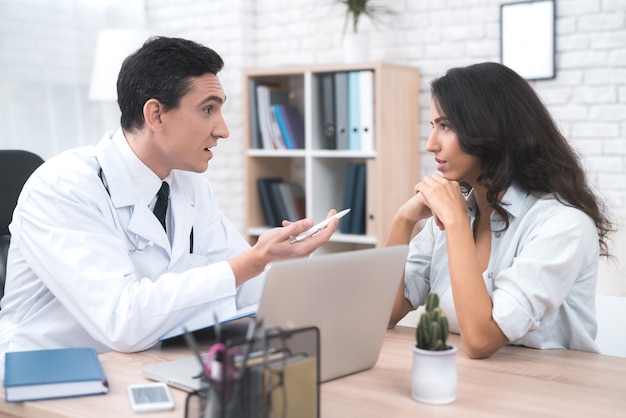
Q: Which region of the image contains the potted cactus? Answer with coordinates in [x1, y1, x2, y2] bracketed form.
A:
[411, 292, 458, 404]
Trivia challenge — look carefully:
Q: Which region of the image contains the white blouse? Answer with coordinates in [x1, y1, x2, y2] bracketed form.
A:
[404, 183, 600, 353]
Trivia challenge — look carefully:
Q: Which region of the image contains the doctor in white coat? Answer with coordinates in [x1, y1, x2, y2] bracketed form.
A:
[0, 36, 337, 376]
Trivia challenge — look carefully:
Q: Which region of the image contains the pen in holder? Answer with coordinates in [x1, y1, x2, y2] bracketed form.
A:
[184, 321, 320, 418]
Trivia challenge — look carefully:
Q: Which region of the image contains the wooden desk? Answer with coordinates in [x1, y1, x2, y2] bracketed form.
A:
[2, 326, 626, 417]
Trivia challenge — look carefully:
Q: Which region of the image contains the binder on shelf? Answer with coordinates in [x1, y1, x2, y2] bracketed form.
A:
[319, 73, 336, 149]
[340, 163, 358, 234]
[350, 163, 367, 235]
[359, 70, 374, 152]
[347, 71, 361, 151]
[333, 72, 349, 150]
[3, 347, 109, 402]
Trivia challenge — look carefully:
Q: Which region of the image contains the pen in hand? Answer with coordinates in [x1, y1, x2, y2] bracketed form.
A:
[290, 208, 351, 244]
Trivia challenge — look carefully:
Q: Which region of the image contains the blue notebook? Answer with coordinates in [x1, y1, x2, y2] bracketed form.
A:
[4, 347, 109, 402]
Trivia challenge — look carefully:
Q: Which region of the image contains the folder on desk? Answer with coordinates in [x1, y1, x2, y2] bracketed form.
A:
[4, 347, 109, 402]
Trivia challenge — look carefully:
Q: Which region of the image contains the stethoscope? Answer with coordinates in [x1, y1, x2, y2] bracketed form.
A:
[98, 167, 193, 253]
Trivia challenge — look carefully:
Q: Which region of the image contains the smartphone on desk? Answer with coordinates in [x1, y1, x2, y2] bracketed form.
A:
[128, 382, 175, 413]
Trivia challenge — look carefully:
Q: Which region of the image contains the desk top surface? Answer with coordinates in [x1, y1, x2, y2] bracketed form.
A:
[2, 326, 626, 417]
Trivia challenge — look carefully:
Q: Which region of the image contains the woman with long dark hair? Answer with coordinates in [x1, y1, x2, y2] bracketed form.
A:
[387, 62, 613, 358]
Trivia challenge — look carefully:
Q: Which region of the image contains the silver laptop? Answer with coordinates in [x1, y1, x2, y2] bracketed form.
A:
[257, 245, 408, 382]
[143, 353, 209, 392]
[143, 245, 408, 390]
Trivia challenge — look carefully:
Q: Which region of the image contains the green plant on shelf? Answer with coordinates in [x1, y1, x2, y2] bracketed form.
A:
[337, 0, 394, 34]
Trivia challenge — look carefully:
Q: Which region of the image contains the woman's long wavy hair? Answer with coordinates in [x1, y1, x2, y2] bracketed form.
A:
[430, 62, 613, 257]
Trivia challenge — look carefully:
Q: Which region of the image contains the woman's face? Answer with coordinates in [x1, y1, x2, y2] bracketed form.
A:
[425, 100, 481, 186]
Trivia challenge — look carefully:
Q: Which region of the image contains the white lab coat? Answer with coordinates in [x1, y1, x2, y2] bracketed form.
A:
[0, 130, 264, 375]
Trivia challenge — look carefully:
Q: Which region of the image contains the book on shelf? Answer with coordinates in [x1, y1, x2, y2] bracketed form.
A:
[273, 104, 305, 150]
[319, 72, 336, 149]
[248, 79, 262, 149]
[283, 105, 305, 149]
[270, 181, 294, 223]
[287, 182, 306, 220]
[276, 181, 305, 222]
[255, 84, 289, 150]
[273, 104, 295, 149]
[257, 177, 283, 227]
[3, 347, 109, 402]
[258, 178, 306, 227]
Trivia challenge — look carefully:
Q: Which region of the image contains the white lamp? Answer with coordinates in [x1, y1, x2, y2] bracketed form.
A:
[88, 29, 151, 101]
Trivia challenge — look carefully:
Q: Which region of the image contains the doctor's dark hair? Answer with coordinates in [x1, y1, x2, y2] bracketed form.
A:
[430, 62, 613, 257]
[117, 36, 224, 132]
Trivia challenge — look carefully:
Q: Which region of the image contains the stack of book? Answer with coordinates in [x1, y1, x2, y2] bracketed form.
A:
[257, 178, 306, 227]
[249, 81, 305, 150]
[318, 70, 374, 152]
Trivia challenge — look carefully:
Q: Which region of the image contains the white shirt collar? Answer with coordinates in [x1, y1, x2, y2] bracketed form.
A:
[111, 129, 170, 207]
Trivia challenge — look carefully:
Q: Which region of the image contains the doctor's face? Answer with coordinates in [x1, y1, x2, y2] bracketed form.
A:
[157, 73, 230, 174]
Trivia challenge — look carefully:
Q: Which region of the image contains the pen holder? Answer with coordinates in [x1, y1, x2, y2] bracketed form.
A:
[184, 326, 320, 418]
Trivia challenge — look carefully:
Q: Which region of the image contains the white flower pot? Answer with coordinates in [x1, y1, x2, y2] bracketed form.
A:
[343, 32, 370, 63]
[411, 345, 458, 404]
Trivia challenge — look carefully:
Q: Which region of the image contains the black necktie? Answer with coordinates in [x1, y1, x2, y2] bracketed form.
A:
[153, 181, 169, 231]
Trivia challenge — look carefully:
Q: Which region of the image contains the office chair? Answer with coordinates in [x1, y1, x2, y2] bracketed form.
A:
[0, 150, 45, 304]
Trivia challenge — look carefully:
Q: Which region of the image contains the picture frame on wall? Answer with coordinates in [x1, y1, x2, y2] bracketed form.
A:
[500, 0, 556, 80]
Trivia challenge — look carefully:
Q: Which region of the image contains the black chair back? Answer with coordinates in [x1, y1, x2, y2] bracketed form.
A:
[0, 150, 45, 302]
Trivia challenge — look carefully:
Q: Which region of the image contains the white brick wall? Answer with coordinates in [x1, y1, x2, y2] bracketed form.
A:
[2, 0, 625, 237]
[146, 0, 626, 230]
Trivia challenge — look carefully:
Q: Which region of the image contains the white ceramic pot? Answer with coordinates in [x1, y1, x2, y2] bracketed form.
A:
[411, 345, 458, 405]
[343, 32, 370, 63]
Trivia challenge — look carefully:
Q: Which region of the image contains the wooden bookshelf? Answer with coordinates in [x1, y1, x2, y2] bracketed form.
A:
[243, 62, 420, 253]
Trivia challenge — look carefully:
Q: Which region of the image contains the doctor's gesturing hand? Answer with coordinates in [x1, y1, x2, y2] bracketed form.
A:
[229, 210, 339, 287]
